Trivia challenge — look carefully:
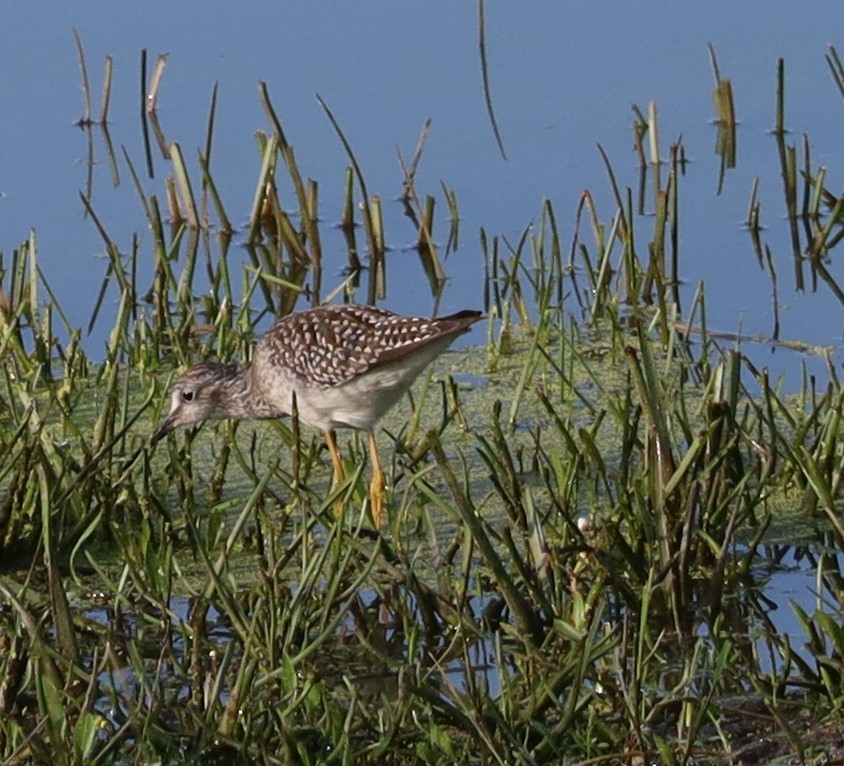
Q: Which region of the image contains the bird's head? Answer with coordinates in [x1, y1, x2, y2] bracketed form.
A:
[153, 362, 242, 442]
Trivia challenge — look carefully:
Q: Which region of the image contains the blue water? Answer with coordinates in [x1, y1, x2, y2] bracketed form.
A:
[2, 2, 843, 376]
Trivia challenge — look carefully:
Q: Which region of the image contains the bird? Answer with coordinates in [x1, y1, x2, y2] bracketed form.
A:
[153, 303, 483, 526]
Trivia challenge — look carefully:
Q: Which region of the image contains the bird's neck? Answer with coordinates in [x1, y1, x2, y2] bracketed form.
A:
[208, 365, 253, 420]
[204, 362, 282, 423]
[224, 364, 280, 420]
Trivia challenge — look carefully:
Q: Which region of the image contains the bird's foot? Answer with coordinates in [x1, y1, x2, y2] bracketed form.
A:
[369, 470, 386, 529]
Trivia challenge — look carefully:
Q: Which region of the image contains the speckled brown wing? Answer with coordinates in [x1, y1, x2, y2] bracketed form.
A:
[257, 305, 482, 389]
[369, 309, 483, 366]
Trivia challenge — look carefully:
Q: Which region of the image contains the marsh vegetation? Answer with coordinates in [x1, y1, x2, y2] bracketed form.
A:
[2, 41, 844, 765]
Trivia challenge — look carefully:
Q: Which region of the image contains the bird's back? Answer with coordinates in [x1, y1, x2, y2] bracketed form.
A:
[249, 304, 481, 430]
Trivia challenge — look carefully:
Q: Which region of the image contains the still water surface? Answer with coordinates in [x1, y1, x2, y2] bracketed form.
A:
[5, 6, 844, 741]
[3, 2, 844, 374]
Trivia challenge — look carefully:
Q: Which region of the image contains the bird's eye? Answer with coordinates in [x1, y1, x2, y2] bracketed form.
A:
[182, 391, 195, 402]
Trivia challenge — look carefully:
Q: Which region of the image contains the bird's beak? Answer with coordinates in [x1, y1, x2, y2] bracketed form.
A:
[151, 415, 176, 444]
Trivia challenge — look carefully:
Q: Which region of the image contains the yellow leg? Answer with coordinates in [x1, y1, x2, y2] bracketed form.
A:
[325, 429, 346, 516]
[368, 431, 385, 528]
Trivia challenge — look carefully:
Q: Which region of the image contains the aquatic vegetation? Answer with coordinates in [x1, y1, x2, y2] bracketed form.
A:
[3, 39, 844, 765]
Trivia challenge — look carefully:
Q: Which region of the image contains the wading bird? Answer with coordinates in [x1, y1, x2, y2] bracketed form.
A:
[153, 303, 482, 526]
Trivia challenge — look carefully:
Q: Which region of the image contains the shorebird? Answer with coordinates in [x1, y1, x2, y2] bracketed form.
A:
[153, 303, 482, 526]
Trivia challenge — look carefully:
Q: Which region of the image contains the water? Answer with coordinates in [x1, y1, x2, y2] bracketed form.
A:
[3, 2, 844, 378]
[4, 7, 844, 726]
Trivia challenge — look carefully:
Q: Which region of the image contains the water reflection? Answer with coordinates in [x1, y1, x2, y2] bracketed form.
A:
[39, 536, 835, 736]
[3, 4, 844, 376]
